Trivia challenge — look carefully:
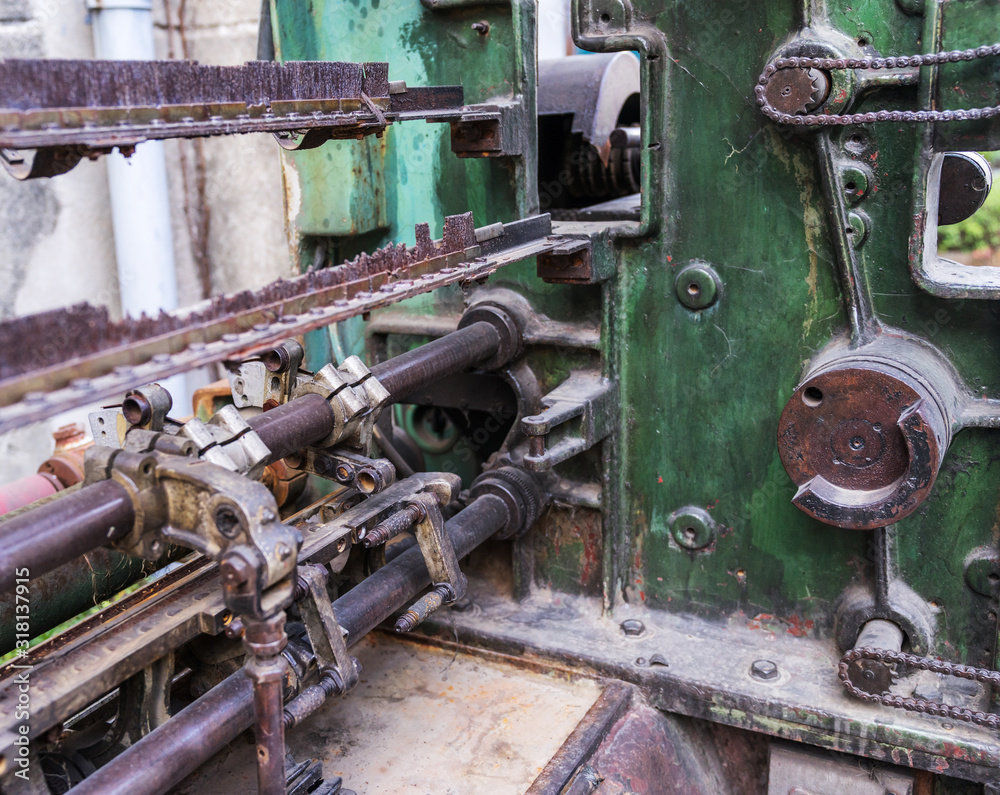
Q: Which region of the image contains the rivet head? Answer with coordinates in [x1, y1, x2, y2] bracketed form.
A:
[750, 659, 779, 680]
[620, 619, 645, 637]
[675, 261, 721, 310]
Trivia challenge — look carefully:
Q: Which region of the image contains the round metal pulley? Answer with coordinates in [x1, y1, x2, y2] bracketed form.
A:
[777, 344, 952, 530]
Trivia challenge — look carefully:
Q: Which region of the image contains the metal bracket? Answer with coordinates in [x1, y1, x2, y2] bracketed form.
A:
[83, 446, 300, 615]
[536, 238, 596, 284]
[307, 471, 462, 552]
[296, 565, 360, 693]
[227, 339, 304, 410]
[286, 447, 395, 495]
[521, 372, 619, 472]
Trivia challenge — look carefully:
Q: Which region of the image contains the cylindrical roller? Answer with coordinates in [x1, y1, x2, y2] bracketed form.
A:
[2, 319, 517, 597]
[0, 480, 134, 593]
[67, 492, 513, 795]
[0, 473, 59, 516]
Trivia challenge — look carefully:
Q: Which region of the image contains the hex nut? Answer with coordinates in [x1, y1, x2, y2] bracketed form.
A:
[750, 659, 779, 681]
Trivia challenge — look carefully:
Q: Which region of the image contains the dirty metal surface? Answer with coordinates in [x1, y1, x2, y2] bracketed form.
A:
[175, 633, 603, 795]
[0, 214, 569, 433]
[777, 366, 942, 529]
[416, 576, 1000, 785]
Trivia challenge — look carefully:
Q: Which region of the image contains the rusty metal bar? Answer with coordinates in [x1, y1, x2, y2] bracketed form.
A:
[370, 321, 501, 399]
[0, 480, 133, 592]
[68, 493, 512, 795]
[526, 683, 634, 794]
[0, 214, 556, 434]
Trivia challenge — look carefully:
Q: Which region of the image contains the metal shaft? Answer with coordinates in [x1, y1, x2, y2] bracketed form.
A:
[370, 321, 501, 399]
[67, 493, 511, 795]
[0, 479, 133, 592]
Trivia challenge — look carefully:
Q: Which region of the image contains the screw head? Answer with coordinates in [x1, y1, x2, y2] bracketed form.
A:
[750, 659, 779, 680]
[620, 619, 645, 637]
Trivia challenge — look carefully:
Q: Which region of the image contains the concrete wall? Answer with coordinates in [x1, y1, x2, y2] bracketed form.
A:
[0, 0, 288, 482]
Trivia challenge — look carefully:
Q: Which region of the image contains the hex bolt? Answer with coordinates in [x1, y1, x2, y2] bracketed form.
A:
[220, 555, 253, 588]
[471, 20, 490, 35]
[214, 505, 242, 539]
[363, 502, 426, 549]
[750, 659, 779, 680]
[225, 617, 245, 639]
[620, 619, 645, 637]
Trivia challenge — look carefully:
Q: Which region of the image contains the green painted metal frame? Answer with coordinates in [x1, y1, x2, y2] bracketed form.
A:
[274, 0, 1000, 784]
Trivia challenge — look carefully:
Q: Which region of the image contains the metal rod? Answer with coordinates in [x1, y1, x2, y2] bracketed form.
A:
[249, 393, 337, 463]
[370, 321, 501, 399]
[67, 493, 511, 795]
[0, 479, 134, 592]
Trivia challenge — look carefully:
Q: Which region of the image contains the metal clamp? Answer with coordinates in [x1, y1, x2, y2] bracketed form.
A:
[394, 491, 468, 632]
[83, 446, 300, 618]
[292, 355, 391, 454]
[179, 405, 272, 480]
[281, 564, 361, 731]
[521, 372, 618, 472]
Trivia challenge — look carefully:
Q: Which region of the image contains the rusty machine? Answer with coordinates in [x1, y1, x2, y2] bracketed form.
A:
[2, 0, 1000, 792]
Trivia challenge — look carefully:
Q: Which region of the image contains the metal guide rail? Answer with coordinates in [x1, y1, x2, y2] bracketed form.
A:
[0, 58, 494, 178]
[0, 212, 566, 434]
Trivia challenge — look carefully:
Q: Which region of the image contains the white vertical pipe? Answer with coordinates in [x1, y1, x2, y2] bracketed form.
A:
[538, 0, 571, 60]
[86, 0, 188, 409]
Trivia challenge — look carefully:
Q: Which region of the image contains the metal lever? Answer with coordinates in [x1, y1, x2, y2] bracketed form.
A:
[521, 372, 618, 472]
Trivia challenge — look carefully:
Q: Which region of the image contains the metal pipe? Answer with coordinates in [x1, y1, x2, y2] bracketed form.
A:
[68, 493, 511, 795]
[251, 322, 503, 460]
[0, 480, 134, 592]
[0, 473, 58, 516]
[85, 0, 187, 409]
[370, 321, 501, 399]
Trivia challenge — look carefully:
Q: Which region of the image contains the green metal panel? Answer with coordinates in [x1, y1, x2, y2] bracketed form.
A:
[270, 0, 536, 260]
[273, 0, 1000, 671]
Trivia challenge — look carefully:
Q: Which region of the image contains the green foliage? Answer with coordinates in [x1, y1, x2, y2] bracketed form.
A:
[938, 161, 1000, 252]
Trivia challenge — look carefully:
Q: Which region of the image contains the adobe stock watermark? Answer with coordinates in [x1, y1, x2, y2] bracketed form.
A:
[11, 567, 32, 782]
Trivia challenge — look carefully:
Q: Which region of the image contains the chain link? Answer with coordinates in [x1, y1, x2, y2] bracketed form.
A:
[756, 44, 1000, 126]
[840, 647, 1000, 729]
